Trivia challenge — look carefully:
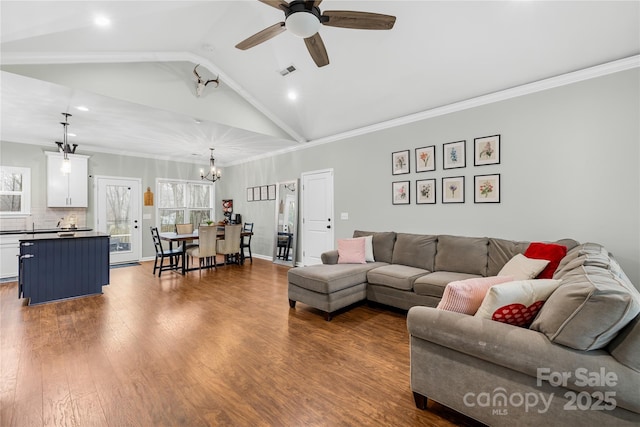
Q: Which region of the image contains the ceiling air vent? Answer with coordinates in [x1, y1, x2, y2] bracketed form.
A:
[279, 65, 297, 76]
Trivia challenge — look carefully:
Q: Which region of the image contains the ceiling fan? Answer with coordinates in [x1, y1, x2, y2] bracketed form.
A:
[235, 0, 396, 67]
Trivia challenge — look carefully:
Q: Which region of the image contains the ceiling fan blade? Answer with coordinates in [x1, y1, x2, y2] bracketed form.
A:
[322, 11, 396, 30]
[304, 33, 329, 67]
[235, 22, 286, 50]
[305, 0, 322, 9]
[258, 0, 289, 11]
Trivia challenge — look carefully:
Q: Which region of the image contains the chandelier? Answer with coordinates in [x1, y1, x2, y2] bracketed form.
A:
[54, 112, 78, 174]
[200, 148, 221, 182]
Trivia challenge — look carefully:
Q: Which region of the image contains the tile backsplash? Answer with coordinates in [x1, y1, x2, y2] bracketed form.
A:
[0, 206, 87, 231]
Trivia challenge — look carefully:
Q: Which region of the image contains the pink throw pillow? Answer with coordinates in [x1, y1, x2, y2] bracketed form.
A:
[436, 276, 515, 315]
[337, 238, 366, 264]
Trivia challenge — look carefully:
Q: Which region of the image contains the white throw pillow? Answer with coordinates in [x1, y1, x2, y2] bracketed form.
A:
[498, 254, 550, 280]
[362, 235, 374, 262]
[475, 279, 562, 327]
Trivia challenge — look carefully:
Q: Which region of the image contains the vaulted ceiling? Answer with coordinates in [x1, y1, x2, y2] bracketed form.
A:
[1, 1, 639, 165]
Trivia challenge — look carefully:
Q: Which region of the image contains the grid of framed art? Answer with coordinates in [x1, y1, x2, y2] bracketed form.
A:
[247, 184, 276, 202]
[391, 134, 501, 205]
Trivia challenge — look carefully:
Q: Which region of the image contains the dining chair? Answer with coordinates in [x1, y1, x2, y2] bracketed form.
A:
[150, 226, 183, 277]
[186, 225, 217, 276]
[217, 224, 242, 265]
[240, 222, 254, 264]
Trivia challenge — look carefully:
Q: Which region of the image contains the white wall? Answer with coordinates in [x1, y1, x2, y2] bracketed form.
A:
[221, 69, 640, 286]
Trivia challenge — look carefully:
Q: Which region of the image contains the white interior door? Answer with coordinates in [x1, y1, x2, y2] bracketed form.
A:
[301, 169, 334, 266]
[95, 176, 141, 264]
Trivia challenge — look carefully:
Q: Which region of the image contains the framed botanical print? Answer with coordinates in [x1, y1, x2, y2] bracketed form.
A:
[392, 150, 410, 175]
[474, 174, 500, 203]
[442, 176, 465, 203]
[260, 185, 268, 201]
[268, 184, 276, 200]
[247, 187, 254, 202]
[253, 187, 261, 201]
[415, 146, 435, 172]
[416, 179, 436, 204]
[474, 134, 501, 166]
[443, 140, 466, 170]
[392, 181, 410, 205]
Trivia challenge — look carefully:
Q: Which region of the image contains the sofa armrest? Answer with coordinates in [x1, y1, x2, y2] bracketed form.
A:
[321, 250, 339, 264]
[407, 307, 640, 413]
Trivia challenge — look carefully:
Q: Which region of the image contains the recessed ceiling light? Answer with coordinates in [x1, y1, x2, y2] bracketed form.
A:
[94, 15, 111, 27]
[194, 119, 202, 124]
[287, 91, 298, 101]
[67, 133, 77, 137]
[76, 106, 89, 112]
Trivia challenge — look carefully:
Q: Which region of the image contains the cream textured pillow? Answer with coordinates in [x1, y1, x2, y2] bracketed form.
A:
[358, 235, 375, 262]
[436, 276, 515, 315]
[498, 254, 550, 280]
[475, 279, 561, 327]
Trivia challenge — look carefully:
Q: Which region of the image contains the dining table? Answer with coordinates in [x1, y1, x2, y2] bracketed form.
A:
[159, 227, 252, 275]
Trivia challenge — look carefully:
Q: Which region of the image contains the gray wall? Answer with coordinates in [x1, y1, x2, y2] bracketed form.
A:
[221, 69, 640, 287]
[2, 68, 638, 286]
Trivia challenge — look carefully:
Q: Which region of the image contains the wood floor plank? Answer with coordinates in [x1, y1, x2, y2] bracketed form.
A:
[0, 259, 483, 426]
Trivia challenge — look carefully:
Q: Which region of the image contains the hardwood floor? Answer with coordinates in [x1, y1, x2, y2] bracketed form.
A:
[0, 259, 483, 426]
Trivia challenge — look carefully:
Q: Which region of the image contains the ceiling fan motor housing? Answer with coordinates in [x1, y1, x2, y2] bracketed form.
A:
[285, 1, 322, 38]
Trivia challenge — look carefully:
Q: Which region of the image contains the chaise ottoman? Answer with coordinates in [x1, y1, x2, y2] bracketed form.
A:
[288, 262, 386, 320]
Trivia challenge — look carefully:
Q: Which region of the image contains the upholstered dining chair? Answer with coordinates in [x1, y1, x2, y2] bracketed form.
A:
[186, 225, 217, 276]
[240, 222, 254, 264]
[217, 224, 242, 265]
[150, 226, 182, 277]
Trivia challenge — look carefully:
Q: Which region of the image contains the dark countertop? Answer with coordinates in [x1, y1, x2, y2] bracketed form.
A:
[19, 231, 109, 241]
[1, 227, 93, 236]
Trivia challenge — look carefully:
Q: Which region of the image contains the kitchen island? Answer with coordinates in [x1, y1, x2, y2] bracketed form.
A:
[19, 232, 110, 305]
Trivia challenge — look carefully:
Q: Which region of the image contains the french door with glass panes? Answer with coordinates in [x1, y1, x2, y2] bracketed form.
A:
[95, 176, 141, 264]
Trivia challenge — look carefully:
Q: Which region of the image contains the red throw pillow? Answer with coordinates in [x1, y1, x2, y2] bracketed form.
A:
[523, 242, 567, 279]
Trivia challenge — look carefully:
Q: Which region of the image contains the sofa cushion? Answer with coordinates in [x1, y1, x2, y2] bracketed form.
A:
[530, 264, 640, 350]
[523, 242, 567, 279]
[353, 230, 396, 263]
[337, 238, 366, 264]
[475, 279, 561, 327]
[288, 263, 386, 294]
[366, 264, 429, 291]
[553, 242, 612, 279]
[487, 237, 530, 276]
[498, 254, 549, 280]
[434, 235, 489, 276]
[413, 271, 482, 297]
[391, 233, 437, 270]
[608, 314, 640, 372]
[360, 235, 375, 262]
[436, 275, 515, 315]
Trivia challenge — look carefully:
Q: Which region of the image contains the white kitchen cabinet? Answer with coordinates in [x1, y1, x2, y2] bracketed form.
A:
[46, 152, 89, 207]
[0, 234, 23, 279]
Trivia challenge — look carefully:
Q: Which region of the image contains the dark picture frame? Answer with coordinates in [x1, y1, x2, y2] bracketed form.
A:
[253, 187, 261, 201]
[474, 134, 501, 166]
[415, 145, 436, 172]
[416, 179, 436, 204]
[474, 174, 501, 203]
[247, 187, 254, 202]
[392, 181, 410, 205]
[443, 140, 466, 170]
[392, 150, 410, 175]
[260, 185, 268, 201]
[268, 184, 276, 200]
[442, 176, 465, 203]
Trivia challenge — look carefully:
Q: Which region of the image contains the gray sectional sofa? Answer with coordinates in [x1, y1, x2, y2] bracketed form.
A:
[288, 230, 578, 319]
[287, 231, 640, 426]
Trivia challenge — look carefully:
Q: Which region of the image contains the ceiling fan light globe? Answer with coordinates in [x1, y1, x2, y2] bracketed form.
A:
[286, 12, 320, 38]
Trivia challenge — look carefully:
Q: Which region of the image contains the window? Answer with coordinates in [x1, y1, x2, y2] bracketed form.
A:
[0, 166, 31, 215]
[157, 179, 214, 232]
